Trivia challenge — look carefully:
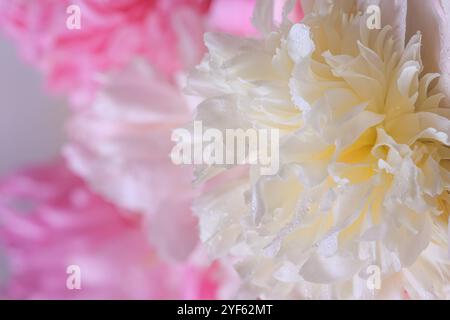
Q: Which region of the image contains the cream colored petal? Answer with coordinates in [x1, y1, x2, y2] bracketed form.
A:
[406, 0, 450, 105]
[359, 0, 408, 49]
[252, 0, 275, 35]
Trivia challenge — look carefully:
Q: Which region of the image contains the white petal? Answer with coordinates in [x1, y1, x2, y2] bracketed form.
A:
[252, 0, 275, 34]
[407, 0, 450, 105]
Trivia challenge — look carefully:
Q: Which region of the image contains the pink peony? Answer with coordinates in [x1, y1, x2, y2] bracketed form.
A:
[0, 0, 210, 106]
[0, 0, 299, 106]
[64, 61, 199, 262]
[0, 160, 238, 299]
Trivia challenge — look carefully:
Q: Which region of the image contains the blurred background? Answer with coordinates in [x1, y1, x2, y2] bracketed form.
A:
[0, 35, 67, 176]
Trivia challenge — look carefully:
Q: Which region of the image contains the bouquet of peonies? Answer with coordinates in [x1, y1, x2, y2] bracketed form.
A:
[0, 0, 448, 300]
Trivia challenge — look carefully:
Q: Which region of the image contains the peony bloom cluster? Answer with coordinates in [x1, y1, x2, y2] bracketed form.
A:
[0, 161, 238, 299]
[0, 0, 260, 262]
[0, 0, 258, 294]
[187, 0, 450, 299]
[62, 1, 278, 261]
[0, 0, 210, 106]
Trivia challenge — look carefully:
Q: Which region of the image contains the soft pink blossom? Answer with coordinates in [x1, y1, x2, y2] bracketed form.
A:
[64, 61, 199, 261]
[0, 160, 238, 299]
[0, 0, 210, 106]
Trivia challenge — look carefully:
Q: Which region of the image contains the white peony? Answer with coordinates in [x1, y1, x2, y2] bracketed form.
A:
[188, 0, 450, 299]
